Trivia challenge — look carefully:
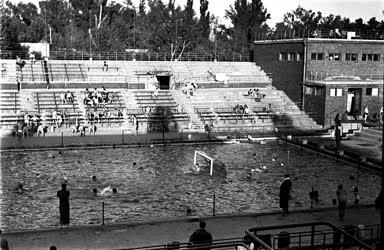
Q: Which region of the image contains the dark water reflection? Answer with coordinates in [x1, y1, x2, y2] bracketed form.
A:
[0, 141, 380, 230]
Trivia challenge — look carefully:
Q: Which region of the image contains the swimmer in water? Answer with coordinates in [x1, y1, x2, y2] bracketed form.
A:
[100, 186, 113, 196]
[247, 173, 252, 180]
[91, 175, 97, 181]
[193, 164, 200, 173]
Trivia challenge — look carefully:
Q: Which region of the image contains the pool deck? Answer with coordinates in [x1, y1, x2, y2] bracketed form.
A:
[1, 127, 381, 165]
[2, 205, 380, 250]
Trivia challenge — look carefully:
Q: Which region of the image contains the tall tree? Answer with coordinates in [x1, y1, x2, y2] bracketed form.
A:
[225, 0, 270, 52]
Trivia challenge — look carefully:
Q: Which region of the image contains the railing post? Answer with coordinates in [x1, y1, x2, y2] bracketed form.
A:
[101, 201, 105, 225]
[61, 131, 64, 147]
[212, 193, 216, 216]
[122, 130, 124, 144]
[310, 224, 315, 250]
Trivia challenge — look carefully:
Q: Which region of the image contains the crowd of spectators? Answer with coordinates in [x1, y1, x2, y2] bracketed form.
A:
[233, 104, 250, 114]
[14, 109, 70, 138]
[60, 91, 74, 104]
[248, 88, 266, 99]
[86, 107, 123, 123]
[181, 82, 199, 98]
[83, 87, 115, 107]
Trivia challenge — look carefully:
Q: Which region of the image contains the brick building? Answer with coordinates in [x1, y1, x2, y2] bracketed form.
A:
[253, 38, 384, 127]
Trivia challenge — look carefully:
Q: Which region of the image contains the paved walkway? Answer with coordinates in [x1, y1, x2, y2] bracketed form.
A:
[2, 206, 380, 250]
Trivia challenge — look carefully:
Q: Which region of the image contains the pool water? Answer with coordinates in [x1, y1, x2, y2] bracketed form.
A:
[0, 141, 380, 231]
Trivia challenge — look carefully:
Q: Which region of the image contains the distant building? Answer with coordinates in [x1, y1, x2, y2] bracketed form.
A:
[253, 38, 384, 127]
[20, 42, 50, 58]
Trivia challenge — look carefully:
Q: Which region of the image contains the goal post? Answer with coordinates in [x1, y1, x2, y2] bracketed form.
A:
[194, 150, 214, 175]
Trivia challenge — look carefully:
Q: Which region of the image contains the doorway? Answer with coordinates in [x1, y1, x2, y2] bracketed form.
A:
[347, 88, 362, 115]
[156, 75, 170, 90]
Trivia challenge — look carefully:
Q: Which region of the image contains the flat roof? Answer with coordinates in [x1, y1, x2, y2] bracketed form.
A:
[254, 38, 384, 45]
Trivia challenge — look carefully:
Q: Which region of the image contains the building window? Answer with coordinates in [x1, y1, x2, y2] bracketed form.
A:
[288, 52, 296, 61]
[297, 53, 304, 61]
[329, 53, 341, 61]
[345, 53, 358, 61]
[305, 86, 313, 95]
[362, 53, 380, 61]
[311, 53, 324, 60]
[305, 86, 324, 95]
[330, 88, 343, 96]
[279, 52, 287, 61]
[366, 88, 379, 96]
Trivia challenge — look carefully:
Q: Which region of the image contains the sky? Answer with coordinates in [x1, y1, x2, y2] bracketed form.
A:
[14, 0, 384, 27]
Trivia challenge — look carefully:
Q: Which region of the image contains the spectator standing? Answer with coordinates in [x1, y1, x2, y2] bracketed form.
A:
[363, 105, 369, 123]
[334, 113, 341, 127]
[189, 221, 213, 250]
[57, 183, 70, 226]
[0, 229, 9, 250]
[279, 174, 292, 216]
[103, 61, 108, 71]
[352, 185, 360, 206]
[335, 126, 342, 148]
[336, 184, 347, 221]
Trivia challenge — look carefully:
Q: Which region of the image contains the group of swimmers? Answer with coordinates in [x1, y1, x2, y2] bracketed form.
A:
[91, 175, 118, 196]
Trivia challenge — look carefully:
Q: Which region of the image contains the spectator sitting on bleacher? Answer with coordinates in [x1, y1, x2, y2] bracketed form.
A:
[30, 52, 36, 64]
[244, 105, 250, 114]
[152, 87, 159, 98]
[116, 107, 123, 117]
[32, 114, 39, 126]
[24, 113, 31, 126]
[67, 91, 74, 103]
[103, 61, 108, 71]
[16, 56, 25, 71]
[60, 91, 66, 103]
[145, 106, 152, 115]
[191, 82, 199, 90]
[239, 105, 244, 114]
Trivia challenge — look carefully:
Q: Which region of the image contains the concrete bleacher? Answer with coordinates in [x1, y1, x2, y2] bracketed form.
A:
[47, 62, 87, 82]
[0, 91, 22, 127]
[129, 90, 189, 131]
[34, 91, 80, 113]
[0, 90, 20, 113]
[181, 88, 321, 132]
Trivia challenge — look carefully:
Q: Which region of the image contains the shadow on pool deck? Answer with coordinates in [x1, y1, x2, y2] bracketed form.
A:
[2, 205, 379, 250]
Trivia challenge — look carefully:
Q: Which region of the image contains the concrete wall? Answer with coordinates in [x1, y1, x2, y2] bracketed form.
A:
[306, 39, 384, 78]
[321, 83, 383, 127]
[304, 89, 326, 125]
[253, 41, 304, 103]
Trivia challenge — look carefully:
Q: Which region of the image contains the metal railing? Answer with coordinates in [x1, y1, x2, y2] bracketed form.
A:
[245, 221, 376, 250]
[117, 238, 250, 250]
[1, 50, 250, 62]
[255, 28, 384, 41]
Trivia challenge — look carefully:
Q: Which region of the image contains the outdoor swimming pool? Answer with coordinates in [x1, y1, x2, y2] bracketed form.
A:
[0, 141, 381, 231]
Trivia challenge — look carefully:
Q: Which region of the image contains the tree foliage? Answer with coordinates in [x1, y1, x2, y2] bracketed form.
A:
[1, 1, 383, 59]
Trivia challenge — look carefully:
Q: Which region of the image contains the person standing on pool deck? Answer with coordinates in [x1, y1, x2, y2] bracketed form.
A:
[279, 174, 292, 216]
[57, 183, 70, 226]
[189, 221, 212, 250]
[336, 184, 347, 221]
[0, 229, 9, 250]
